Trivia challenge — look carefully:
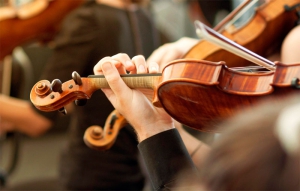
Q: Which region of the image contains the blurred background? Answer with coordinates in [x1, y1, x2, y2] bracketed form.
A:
[0, 0, 238, 189]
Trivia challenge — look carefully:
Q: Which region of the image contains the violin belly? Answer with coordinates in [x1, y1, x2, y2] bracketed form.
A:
[157, 81, 298, 132]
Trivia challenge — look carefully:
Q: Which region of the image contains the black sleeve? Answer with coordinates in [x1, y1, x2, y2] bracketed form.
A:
[138, 129, 199, 190]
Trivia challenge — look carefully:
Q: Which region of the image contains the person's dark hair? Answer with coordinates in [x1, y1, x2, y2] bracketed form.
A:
[199, 94, 300, 190]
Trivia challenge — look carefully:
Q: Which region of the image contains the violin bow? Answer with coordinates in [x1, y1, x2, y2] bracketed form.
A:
[195, 20, 276, 71]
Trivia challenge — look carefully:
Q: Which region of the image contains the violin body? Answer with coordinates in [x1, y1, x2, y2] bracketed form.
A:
[185, 0, 300, 67]
[157, 59, 300, 132]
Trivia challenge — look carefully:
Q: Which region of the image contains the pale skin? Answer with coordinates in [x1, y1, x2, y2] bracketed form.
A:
[94, 54, 173, 142]
[94, 53, 211, 168]
[281, 25, 300, 64]
[0, 94, 51, 137]
[147, 37, 199, 71]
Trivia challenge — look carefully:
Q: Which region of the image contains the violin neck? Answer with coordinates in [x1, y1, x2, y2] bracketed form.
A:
[195, 21, 276, 71]
[88, 73, 161, 90]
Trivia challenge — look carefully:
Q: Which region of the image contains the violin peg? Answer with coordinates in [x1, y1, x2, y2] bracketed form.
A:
[58, 107, 67, 115]
[75, 99, 87, 106]
[72, 71, 82, 85]
[51, 79, 63, 93]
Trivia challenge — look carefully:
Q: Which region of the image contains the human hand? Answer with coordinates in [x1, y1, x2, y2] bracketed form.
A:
[147, 37, 198, 71]
[94, 54, 174, 142]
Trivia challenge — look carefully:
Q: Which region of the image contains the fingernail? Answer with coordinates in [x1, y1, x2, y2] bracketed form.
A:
[138, 65, 146, 73]
[125, 61, 132, 67]
[151, 66, 158, 71]
[102, 62, 112, 72]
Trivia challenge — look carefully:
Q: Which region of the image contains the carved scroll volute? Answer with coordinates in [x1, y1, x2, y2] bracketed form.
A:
[83, 110, 127, 151]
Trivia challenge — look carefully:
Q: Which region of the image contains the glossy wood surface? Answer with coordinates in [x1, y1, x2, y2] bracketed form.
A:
[30, 78, 98, 111]
[84, 110, 127, 151]
[157, 61, 300, 132]
[30, 74, 161, 112]
[273, 61, 300, 86]
[30, 60, 300, 132]
[185, 0, 300, 67]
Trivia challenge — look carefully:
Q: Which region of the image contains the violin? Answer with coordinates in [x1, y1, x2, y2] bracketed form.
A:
[84, 110, 127, 151]
[0, 0, 84, 61]
[29, 54, 300, 133]
[185, 0, 300, 66]
[30, 0, 300, 150]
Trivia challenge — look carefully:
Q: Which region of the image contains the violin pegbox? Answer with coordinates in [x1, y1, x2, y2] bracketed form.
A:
[30, 71, 94, 113]
[72, 71, 88, 106]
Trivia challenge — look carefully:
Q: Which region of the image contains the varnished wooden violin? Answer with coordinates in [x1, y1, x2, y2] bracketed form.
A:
[84, 110, 127, 151]
[185, 0, 300, 66]
[30, 57, 300, 134]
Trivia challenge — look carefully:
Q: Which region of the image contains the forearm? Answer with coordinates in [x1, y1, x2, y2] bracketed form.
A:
[0, 94, 52, 137]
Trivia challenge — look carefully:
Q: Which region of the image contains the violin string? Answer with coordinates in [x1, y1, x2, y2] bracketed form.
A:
[223, 0, 259, 32]
[214, 0, 253, 31]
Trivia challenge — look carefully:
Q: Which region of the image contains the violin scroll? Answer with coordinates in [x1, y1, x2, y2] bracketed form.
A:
[84, 110, 127, 151]
[30, 71, 96, 113]
[34, 80, 51, 97]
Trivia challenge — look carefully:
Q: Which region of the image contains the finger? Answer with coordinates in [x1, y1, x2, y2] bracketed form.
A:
[94, 56, 112, 75]
[101, 61, 132, 101]
[94, 56, 124, 75]
[148, 61, 159, 74]
[112, 53, 136, 72]
[132, 55, 147, 74]
[159, 49, 183, 70]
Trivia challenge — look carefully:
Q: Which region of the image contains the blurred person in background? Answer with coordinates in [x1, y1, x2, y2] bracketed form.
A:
[0, 0, 167, 190]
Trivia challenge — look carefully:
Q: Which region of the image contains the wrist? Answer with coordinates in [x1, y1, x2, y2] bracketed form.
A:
[137, 123, 175, 142]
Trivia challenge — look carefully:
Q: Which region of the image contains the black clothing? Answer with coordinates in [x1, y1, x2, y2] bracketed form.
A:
[196, 0, 232, 26]
[33, 1, 161, 190]
[138, 129, 198, 190]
